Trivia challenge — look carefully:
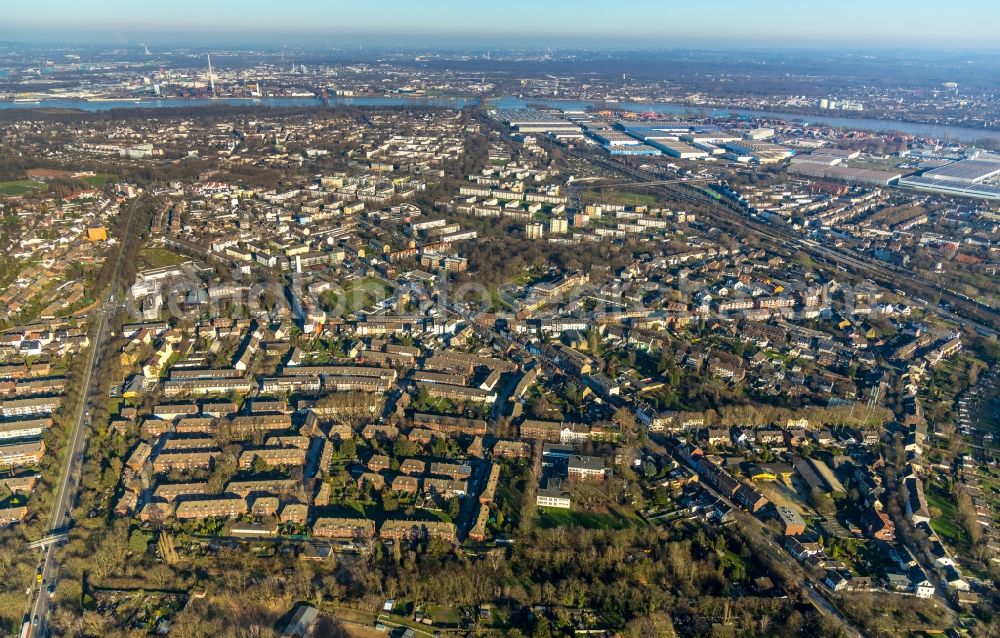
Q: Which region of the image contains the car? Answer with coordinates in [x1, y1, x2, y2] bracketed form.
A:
[32, 615, 38, 627]
[47, 585, 55, 598]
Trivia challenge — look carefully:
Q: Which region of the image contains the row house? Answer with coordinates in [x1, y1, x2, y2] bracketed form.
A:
[153, 481, 211, 502]
[0, 395, 61, 417]
[152, 450, 217, 473]
[0, 439, 46, 467]
[125, 442, 152, 472]
[325, 376, 392, 392]
[399, 459, 427, 475]
[280, 503, 309, 525]
[379, 519, 457, 542]
[312, 517, 377, 539]
[152, 403, 200, 421]
[163, 378, 255, 398]
[410, 413, 487, 436]
[391, 475, 421, 493]
[0, 417, 51, 440]
[480, 463, 501, 505]
[733, 484, 769, 513]
[249, 497, 280, 517]
[159, 436, 217, 452]
[228, 413, 293, 439]
[367, 454, 390, 472]
[430, 462, 472, 480]
[415, 382, 496, 404]
[174, 495, 248, 520]
[423, 477, 468, 497]
[260, 375, 322, 393]
[238, 446, 307, 470]
[225, 478, 299, 498]
[175, 417, 218, 435]
[492, 440, 530, 459]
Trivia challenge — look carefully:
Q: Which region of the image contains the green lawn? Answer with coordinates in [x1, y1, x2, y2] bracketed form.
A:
[537, 506, 638, 530]
[80, 173, 118, 187]
[324, 277, 391, 317]
[80, 173, 118, 186]
[106, 397, 124, 415]
[926, 492, 970, 548]
[425, 605, 462, 625]
[0, 180, 46, 196]
[412, 395, 459, 414]
[139, 247, 190, 269]
[495, 482, 523, 532]
[719, 549, 749, 581]
[581, 190, 659, 208]
[511, 269, 546, 286]
[490, 290, 513, 312]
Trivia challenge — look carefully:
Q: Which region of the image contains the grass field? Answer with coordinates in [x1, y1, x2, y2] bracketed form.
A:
[490, 290, 513, 312]
[496, 482, 523, 532]
[580, 190, 659, 208]
[411, 394, 458, 414]
[926, 491, 970, 548]
[324, 277, 392, 317]
[425, 605, 462, 625]
[719, 549, 749, 580]
[139, 247, 190, 269]
[537, 505, 638, 530]
[0, 180, 47, 196]
[106, 397, 124, 415]
[80, 173, 118, 187]
[511, 269, 546, 286]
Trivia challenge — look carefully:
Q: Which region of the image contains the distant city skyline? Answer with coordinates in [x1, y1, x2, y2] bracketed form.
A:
[2, 0, 1000, 48]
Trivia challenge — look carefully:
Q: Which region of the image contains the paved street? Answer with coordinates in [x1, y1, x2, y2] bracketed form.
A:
[26, 199, 144, 637]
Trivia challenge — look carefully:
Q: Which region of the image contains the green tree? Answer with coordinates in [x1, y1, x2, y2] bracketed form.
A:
[250, 455, 269, 474]
[393, 436, 416, 458]
[433, 436, 454, 458]
[128, 530, 150, 555]
[532, 617, 553, 638]
[338, 437, 357, 460]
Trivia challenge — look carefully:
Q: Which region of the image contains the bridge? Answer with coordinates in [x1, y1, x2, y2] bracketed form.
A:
[26, 532, 68, 550]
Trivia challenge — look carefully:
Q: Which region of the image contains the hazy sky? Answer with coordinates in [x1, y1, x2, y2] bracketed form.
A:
[2, 0, 999, 48]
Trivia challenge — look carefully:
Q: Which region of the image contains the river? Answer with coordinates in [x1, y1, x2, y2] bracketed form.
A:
[1, 94, 998, 144]
[498, 98, 1000, 144]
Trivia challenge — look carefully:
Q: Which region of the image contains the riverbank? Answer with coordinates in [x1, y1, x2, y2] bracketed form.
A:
[489, 97, 1000, 144]
[1, 94, 999, 145]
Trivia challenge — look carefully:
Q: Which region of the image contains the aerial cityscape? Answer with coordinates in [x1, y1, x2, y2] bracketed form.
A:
[1, 2, 999, 637]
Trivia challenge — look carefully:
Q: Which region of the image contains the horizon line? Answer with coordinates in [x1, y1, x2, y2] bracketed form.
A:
[2, 36, 1000, 53]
